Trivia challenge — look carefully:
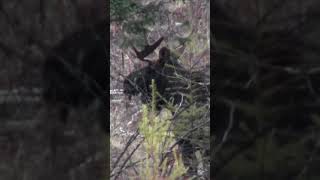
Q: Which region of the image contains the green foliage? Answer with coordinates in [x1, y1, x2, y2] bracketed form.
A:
[137, 79, 187, 179]
[111, 0, 163, 48]
[110, 0, 140, 22]
[174, 104, 210, 148]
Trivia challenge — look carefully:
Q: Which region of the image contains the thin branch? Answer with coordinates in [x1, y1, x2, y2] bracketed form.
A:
[111, 129, 140, 174]
[112, 138, 144, 179]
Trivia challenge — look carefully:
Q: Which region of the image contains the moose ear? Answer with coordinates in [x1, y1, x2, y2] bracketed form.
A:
[157, 47, 170, 68]
[159, 47, 170, 59]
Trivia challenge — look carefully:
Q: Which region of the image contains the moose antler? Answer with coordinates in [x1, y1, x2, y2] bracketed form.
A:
[132, 37, 164, 62]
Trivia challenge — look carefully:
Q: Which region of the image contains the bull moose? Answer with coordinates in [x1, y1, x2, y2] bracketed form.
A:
[123, 37, 209, 109]
[123, 37, 210, 177]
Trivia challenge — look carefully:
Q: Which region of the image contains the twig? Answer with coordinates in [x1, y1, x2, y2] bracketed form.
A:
[112, 138, 144, 179]
[111, 130, 140, 174]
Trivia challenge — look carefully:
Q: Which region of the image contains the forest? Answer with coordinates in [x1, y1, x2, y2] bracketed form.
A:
[111, 0, 210, 179]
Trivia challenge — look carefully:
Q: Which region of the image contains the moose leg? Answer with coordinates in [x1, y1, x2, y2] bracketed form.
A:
[178, 139, 198, 176]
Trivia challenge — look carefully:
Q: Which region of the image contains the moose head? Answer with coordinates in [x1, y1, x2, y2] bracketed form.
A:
[124, 37, 182, 109]
[123, 37, 209, 110]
